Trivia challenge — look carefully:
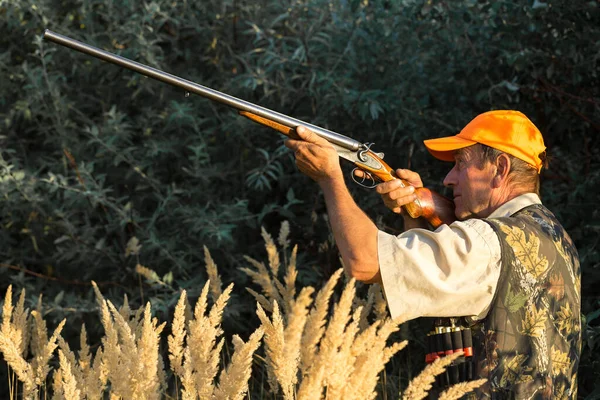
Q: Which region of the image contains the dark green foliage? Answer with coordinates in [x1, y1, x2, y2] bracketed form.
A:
[1, 0, 599, 396]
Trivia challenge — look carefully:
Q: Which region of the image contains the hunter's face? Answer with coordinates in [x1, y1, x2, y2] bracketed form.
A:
[443, 146, 496, 220]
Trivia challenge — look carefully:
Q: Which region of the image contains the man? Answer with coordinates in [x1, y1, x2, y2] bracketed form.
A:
[285, 110, 580, 398]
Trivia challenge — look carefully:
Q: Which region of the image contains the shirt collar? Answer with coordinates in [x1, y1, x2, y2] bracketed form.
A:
[488, 193, 542, 218]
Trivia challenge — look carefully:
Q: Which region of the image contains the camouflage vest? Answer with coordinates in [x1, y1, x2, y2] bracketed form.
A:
[471, 204, 581, 399]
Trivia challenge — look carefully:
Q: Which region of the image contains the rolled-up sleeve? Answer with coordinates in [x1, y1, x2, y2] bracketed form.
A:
[378, 219, 501, 323]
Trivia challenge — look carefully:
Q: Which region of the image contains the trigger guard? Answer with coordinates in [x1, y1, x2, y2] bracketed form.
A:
[351, 168, 377, 189]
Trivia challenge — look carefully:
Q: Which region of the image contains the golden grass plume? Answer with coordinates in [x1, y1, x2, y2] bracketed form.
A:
[1, 223, 455, 400]
[439, 378, 488, 400]
[402, 351, 465, 400]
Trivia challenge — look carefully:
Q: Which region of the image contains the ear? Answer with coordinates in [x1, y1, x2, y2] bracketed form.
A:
[493, 153, 511, 187]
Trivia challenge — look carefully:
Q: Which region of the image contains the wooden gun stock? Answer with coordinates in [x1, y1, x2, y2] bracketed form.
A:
[240, 111, 456, 229]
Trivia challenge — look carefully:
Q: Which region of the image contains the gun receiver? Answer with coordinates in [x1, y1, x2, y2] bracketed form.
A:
[43, 30, 455, 228]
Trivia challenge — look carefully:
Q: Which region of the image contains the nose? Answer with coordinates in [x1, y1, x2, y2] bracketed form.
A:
[443, 165, 457, 188]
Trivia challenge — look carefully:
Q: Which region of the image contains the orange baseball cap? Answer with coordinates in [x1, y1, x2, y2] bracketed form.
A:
[423, 110, 546, 173]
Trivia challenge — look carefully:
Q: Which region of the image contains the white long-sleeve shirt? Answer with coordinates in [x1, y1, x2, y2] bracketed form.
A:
[377, 193, 542, 323]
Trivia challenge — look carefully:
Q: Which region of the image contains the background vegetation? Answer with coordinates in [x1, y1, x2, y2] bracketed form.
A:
[1, 0, 598, 397]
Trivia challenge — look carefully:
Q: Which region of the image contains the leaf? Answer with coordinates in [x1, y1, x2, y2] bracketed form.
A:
[520, 305, 547, 338]
[500, 225, 548, 278]
[291, 45, 306, 63]
[369, 101, 383, 120]
[95, 238, 106, 250]
[163, 271, 173, 285]
[504, 282, 528, 313]
[556, 302, 574, 335]
[125, 237, 142, 257]
[54, 235, 71, 245]
[270, 12, 290, 28]
[550, 345, 570, 376]
[501, 80, 520, 92]
[586, 308, 600, 325]
[499, 354, 528, 387]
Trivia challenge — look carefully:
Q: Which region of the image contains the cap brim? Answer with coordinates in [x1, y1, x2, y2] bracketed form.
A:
[423, 136, 477, 161]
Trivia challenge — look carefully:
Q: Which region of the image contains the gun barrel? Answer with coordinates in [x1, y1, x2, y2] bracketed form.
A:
[43, 29, 362, 151]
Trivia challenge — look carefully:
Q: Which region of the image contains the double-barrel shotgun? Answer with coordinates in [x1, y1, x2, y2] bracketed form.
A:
[43, 30, 455, 228]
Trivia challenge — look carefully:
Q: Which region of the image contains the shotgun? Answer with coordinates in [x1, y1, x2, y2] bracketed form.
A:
[43, 30, 455, 228]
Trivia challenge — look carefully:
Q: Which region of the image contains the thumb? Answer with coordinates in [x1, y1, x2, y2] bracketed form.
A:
[395, 168, 423, 188]
[296, 126, 329, 145]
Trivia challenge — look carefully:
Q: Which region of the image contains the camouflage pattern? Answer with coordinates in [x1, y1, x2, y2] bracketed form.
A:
[470, 204, 581, 399]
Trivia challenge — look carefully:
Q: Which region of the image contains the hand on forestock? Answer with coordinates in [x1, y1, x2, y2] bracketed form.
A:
[374, 169, 423, 214]
[284, 126, 343, 184]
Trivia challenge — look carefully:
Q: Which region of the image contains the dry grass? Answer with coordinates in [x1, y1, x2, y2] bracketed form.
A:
[0, 222, 485, 398]
[439, 379, 487, 400]
[242, 222, 409, 400]
[400, 351, 487, 400]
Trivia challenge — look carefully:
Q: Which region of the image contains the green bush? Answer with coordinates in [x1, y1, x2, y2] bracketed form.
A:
[1, 0, 599, 396]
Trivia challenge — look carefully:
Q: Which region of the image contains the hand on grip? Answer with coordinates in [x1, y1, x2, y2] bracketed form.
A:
[355, 168, 423, 215]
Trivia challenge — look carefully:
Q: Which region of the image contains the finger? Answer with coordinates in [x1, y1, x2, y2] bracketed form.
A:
[390, 194, 418, 207]
[383, 199, 403, 214]
[388, 187, 415, 201]
[296, 126, 330, 146]
[286, 140, 314, 159]
[353, 169, 375, 184]
[284, 138, 302, 151]
[354, 169, 373, 178]
[375, 179, 406, 194]
[395, 168, 423, 187]
[395, 168, 416, 179]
